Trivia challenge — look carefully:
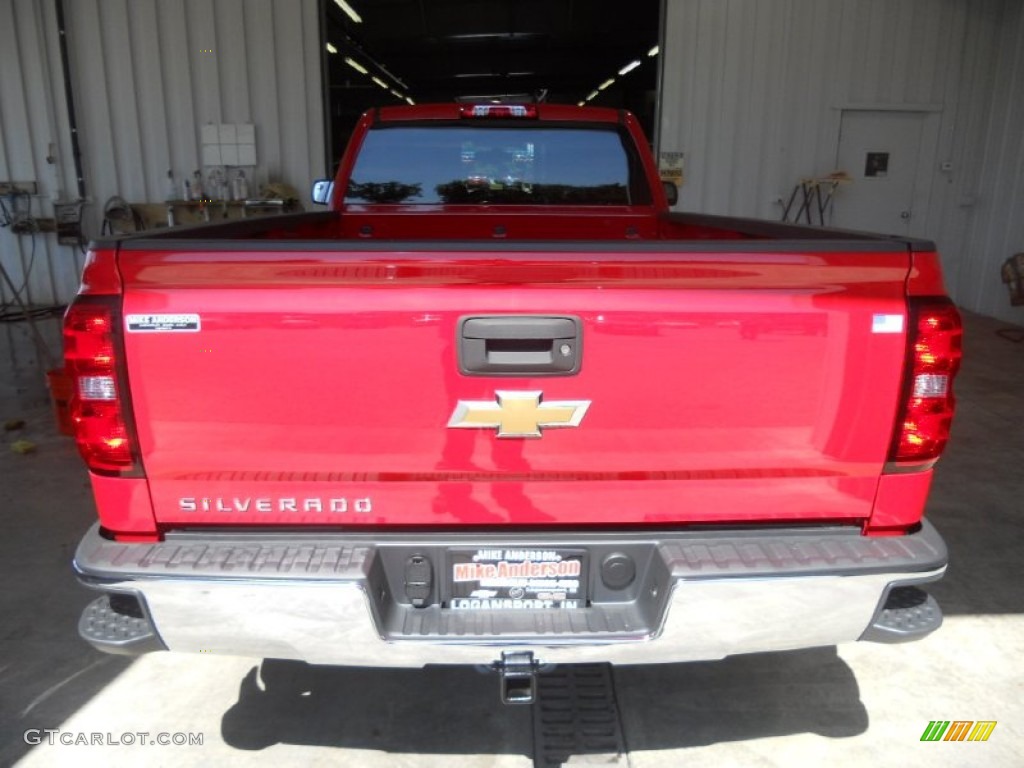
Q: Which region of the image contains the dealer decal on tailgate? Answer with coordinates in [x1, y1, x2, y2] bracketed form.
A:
[449, 548, 587, 610]
[126, 314, 201, 332]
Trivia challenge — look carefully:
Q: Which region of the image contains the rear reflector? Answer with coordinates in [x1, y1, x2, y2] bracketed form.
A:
[79, 375, 117, 400]
[459, 104, 538, 119]
[912, 374, 948, 398]
[64, 301, 137, 472]
[888, 299, 962, 465]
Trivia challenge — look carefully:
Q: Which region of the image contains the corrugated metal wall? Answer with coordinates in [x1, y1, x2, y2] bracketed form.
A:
[956, 1, 1024, 320]
[4, 1, 1022, 322]
[0, 0, 324, 309]
[0, 0, 83, 308]
[659, 0, 1023, 323]
[67, 0, 324, 206]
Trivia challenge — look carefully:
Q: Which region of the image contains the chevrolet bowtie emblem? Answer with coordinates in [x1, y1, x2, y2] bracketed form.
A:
[447, 391, 591, 438]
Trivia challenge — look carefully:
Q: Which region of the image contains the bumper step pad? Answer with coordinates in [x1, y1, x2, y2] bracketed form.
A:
[79, 594, 166, 655]
[861, 586, 942, 643]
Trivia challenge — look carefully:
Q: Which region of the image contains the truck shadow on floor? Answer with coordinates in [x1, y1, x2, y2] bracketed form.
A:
[220, 646, 866, 758]
[614, 647, 867, 750]
[221, 661, 534, 754]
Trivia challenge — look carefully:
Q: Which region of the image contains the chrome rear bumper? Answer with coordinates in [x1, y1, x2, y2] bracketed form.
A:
[74, 521, 947, 665]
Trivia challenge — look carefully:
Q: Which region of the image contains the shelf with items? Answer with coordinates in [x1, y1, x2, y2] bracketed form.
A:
[100, 198, 300, 235]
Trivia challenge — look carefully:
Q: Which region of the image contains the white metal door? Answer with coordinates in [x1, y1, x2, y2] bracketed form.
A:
[833, 111, 927, 236]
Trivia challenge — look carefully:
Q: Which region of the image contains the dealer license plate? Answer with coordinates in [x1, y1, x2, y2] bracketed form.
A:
[448, 548, 588, 610]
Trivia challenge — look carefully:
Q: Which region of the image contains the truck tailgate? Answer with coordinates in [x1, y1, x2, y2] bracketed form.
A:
[118, 246, 911, 528]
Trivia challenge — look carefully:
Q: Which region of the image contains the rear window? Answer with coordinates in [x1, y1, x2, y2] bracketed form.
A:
[344, 125, 649, 205]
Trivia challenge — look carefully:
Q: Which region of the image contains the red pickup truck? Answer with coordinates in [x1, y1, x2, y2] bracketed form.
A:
[68, 104, 960, 703]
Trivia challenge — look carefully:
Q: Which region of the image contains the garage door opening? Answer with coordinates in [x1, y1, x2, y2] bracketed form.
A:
[319, 0, 662, 172]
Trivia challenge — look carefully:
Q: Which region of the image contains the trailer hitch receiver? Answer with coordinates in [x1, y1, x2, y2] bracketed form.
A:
[494, 651, 540, 705]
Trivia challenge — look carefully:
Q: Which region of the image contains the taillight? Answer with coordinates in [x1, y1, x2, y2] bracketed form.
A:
[888, 298, 962, 465]
[63, 300, 137, 473]
[459, 104, 538, 119]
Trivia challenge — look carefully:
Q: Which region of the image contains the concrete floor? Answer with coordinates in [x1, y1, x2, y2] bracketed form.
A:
[1, 310, 1022, 767]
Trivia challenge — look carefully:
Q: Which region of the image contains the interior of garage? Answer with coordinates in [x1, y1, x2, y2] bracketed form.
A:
[1, 0, 1023, 765]
[1, 0, 1022, 323]
[659, 0, 1024, 325]
[321, 0, 662, 170]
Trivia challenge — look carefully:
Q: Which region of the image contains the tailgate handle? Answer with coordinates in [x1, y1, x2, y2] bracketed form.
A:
[458, 316, 582, 376]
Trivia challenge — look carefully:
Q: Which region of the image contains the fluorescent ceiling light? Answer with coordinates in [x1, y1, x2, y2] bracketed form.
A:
[325, 43, 338, 54]
[618, 59, 641, 76]
[455, 71, 535, 79]
[344, 57, 368, 74]
[648, 45, 659, 57]
[446, 32, 543, 41]
[390, 89, 403, 99]
[598, 78, 615, 91]
[372, 76, 389, 89]
[577, 101, 585, 107]
[333, 0, 362, 24]
[405, 97, 415, 105]
[586, 90, 599, 101]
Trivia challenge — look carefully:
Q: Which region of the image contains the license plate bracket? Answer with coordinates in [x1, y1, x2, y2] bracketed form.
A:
[447, 547, 588, 610]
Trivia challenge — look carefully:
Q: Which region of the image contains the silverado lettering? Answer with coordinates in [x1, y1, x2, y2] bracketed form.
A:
[67, 103, 961, 705]
[177, 497, 373, 514]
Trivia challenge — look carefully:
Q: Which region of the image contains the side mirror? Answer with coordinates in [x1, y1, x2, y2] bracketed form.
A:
[662, 180, 679, 207]
[311, 179, 334, 205]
